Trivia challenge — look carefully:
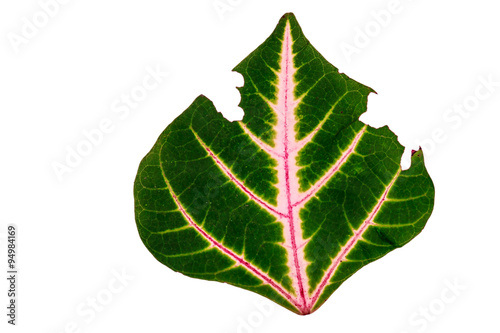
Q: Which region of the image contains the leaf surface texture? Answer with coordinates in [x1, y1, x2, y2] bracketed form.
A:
[134, 13, 435, 314]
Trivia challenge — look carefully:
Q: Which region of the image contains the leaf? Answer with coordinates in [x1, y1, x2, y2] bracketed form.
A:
[134, 12, 435, 315]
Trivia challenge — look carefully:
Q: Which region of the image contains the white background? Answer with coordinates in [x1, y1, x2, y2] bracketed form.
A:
[1, 0, 499, 332]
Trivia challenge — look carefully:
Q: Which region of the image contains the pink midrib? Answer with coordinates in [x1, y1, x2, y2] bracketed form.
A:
[281, 26, 308, 312]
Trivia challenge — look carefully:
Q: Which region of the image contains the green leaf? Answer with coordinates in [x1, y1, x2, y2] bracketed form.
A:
[134, 12, 435, 315]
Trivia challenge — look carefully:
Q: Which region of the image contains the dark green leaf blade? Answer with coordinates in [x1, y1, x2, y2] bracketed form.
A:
[134, 12, 435, 315]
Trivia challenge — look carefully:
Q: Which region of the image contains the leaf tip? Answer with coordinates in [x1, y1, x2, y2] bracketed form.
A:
[410, 147, 427, 166]
[411, 147, 423, 157]
[281, 12, 297, 21]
